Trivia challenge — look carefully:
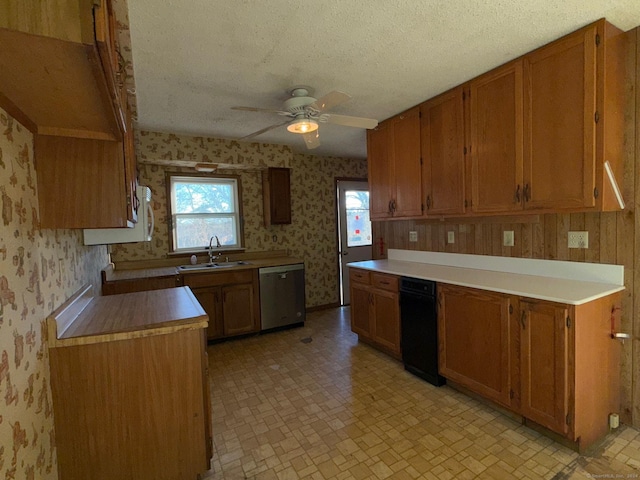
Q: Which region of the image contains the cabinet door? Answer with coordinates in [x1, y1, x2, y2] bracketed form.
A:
[372, 289, 400, 356]
[367, 123, 394, 219]
[222, 283, 257, 336]
[391, 107, 423, 217]
[523, 25, 597, 210]
[470, 61, 524, 213]
[350, 283, 372, 338]
[191, 286, 224, 340]
[520, 300, 570, 434]
[438, 285, 513, 407]
[263, 167, 291, 226]
[421, 88, 465, 215]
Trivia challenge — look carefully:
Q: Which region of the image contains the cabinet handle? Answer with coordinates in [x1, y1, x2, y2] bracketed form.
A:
[390, 199, 397, 212]
[388, 200, 393, 214]
[520, 310, 526, 330]
[515, 185, 521, 203]
[426, 195, 431, 210]
[524, 183, 530, 202]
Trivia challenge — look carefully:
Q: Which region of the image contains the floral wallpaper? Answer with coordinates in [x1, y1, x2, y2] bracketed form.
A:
[0, 108, 109, 479]
[110, 131, 368, 307]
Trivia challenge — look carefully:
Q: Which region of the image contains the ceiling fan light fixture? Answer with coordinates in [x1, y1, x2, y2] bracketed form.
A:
[287, 118, 318, 134]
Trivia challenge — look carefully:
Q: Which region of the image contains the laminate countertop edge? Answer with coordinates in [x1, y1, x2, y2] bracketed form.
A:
[47, 286, 208, 348]
[348, 259, 625, 305]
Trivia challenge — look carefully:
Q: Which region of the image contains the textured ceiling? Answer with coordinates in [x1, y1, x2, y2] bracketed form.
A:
[126, 0, 640, 159]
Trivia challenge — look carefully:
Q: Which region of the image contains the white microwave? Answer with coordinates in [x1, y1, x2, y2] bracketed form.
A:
[83, 186, 154, 245]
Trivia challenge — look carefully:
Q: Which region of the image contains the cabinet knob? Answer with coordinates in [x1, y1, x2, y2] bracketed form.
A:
[515, 185, 521, 203]
[426, 195, 431, 209]
[524, 183, 530, 202]
[520, 310, 527, 329]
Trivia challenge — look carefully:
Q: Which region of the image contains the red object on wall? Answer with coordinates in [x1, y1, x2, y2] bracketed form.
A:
[377, 237, 385, 256]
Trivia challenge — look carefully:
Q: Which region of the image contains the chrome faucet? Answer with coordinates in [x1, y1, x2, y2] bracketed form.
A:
[208, 235, 222, 263]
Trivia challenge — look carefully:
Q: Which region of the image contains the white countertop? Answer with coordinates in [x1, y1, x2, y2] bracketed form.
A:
[348, 251, 624, 305]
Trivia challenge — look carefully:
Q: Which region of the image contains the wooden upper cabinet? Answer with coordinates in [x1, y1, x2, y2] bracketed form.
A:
[523, 19, 628, 212]
[390, 107, 423, 218]
[368, 108, 422, 220]
[0, 0, 123, 140]
[469, 61, 524, 213]
[367, 121, 394, 219]
[420, 87, 466, 216]
[263, 167, 292, 226]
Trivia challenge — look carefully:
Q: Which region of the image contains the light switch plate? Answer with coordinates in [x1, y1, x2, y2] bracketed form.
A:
[568, 231, 589, 249]
[447, 231, 455, 244]
[409, 231, 418, 242]
[503, 230, 515, 247]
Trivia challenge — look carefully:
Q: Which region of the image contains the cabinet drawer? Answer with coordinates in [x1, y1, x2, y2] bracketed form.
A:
[371, 273, 398, 292]
[182, 270, 254, 288]
[350, 269, 370, 284]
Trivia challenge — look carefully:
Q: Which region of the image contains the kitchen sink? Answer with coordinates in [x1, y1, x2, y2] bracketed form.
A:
[177, 261, 251, 271]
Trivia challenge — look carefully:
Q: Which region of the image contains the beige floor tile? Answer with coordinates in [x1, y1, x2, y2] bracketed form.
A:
[204, 307, 640, 479]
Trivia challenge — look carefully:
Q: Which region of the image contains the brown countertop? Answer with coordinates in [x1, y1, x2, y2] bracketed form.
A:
[47, 285, 207, 347]
[103, 253, 304, 282]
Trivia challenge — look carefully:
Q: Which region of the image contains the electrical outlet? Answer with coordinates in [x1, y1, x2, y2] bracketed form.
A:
[447, 231, 455, 244]
[503, 230, 515, 247]
[568, 231, 589, 249]
[409, 231, 418, 242]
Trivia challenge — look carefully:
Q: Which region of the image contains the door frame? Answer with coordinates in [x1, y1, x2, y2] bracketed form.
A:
[335, 177, 371, 305]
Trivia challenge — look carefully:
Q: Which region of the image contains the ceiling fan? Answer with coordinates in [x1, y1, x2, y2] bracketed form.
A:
[232, 86, 378, 149]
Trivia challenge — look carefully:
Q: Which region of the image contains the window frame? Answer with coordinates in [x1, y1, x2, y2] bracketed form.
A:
[165, 172, 245, 254]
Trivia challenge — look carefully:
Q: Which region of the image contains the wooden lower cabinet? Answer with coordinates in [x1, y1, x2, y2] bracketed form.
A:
[184, 270, 260, 341]
[438, 285, 514, 407]
[438, 283, 621, 451]
[49, 328, 211, 480]
[349, 269, 401, 358]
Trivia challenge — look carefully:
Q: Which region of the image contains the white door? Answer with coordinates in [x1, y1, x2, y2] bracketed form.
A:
[337, 180, 373, 305]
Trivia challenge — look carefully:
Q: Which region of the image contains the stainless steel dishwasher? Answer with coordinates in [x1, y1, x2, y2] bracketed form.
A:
[259, 263, 305, 331]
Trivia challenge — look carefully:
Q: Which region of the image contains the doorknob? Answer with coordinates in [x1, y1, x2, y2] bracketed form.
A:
[342, 252, 349, 256]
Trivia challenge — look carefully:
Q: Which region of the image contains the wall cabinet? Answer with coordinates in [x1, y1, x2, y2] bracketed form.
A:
[184, 270, 260, 341]
[523, 20, 627, 212]
[368, 107, 422, 220]
[420, 87, 466, 215]
[366, 19, 629, 220]
[349, 268, 401, 358]
[468, 61, 524, 213]
[1, 0, 138, 228]
[263, 167, 291, 226]
[437, 283, 621, 451]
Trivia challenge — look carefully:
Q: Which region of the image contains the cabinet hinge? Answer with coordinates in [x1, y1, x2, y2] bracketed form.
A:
[509, 304, 513, 315]
[420, 157, 423, 166]
[421, 203, 425, 213]
[462, 91, 466, 101]
[594, 111, 600, 123]
[595, 33, 601, 46]
[566, 413, 572, 425]
[594, 187, 599, 199]
[509, 389, 514, 400]
[463, 146, 467, 155]
[566, 316, 571, 328]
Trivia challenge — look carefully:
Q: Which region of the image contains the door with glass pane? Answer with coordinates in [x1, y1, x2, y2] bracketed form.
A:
[337, 180, 372, 304]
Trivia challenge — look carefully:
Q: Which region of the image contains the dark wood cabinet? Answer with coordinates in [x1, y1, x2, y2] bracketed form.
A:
[263, 167, 291, 226]
[367, 122, 394, 219]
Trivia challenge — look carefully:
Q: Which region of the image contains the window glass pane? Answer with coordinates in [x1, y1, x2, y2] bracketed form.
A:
[345, 190, 372, 247]
[175, 216, 237, 250]
[173, 181, 235, 214]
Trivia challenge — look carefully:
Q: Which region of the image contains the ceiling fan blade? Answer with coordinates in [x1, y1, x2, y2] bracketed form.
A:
[319, 114, 378, 129]
[239, 120, 290, 141]
[307, 91, 351, 113]
[302, 131, 320, 149]
[232, 106, 291, 116]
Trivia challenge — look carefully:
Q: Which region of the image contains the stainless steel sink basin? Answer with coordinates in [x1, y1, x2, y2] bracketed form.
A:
[177, 261, 251, 271]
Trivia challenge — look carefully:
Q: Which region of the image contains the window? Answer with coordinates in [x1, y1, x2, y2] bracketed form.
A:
[345, 190, 372, 247]
[168, 174, 243, 251]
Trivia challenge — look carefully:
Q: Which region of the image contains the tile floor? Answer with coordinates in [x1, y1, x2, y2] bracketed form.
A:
[204, 307, 640, 480]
